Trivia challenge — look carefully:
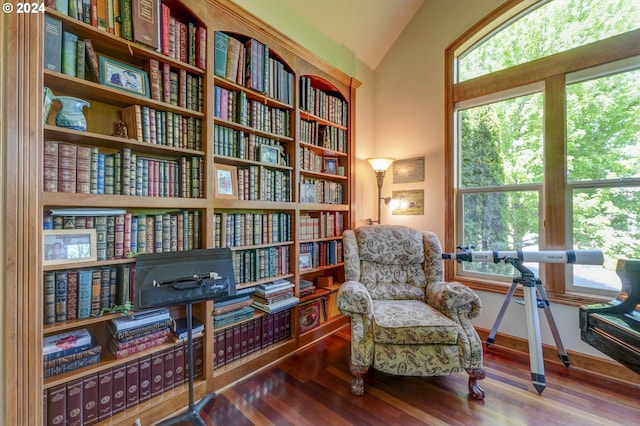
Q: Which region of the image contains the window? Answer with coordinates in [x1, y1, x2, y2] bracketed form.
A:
[446, 0, 640, 298]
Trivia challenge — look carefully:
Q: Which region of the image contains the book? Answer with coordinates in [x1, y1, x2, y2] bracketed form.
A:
[46, 384, 66, 426]
[109, 307, 169, 332]
[138, 355, 152, 402]
[132, 0, 159, 49]
[61, 31, 78, 77]
[120, 104, 143, 141]
[82, 374, 99, 424]
[110, 333, 168, 358]
[111, 365, 127, 415]
[76, 39, 86, 80]
[43, 15, 62, 72]
[98, 369, 113, 420]
[66, 378, 83, 426]
[43, 344, 102, 369]
[171, 317, 204, 340]
[120, 0, 133, 41]
[43, 328, 92, 360]
[43, 351, 101, 378]
[54, 271, 68, 322]
[43, 271, 56, 324]
[84, 38, 100, 81]
[214, 31, 228, 78]
[110, 328, 169, 350]
[213, 306, 255, 327]
[252, 296, 299, 314]
[109, 317, 171, 342]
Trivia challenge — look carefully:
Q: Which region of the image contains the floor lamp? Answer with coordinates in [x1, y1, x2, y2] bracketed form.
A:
[367, 157, 395, 224]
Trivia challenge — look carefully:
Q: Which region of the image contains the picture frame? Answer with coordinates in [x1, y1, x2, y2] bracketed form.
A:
[259, 144, 280, 165]
[391, 189, 425, 216]
[299, 183, 316, 203]
[299, 253, 312, 270]
[323, 157, 338, 175]
[299, 299, 322, 333]
[393, 156, 425, 184]
[43, 229, 97, 266]
[214, 164, 238, 199]
[99, 56, 150, 97]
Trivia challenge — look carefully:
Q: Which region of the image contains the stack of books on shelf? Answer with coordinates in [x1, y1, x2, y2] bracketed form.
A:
[43, 328, 102, 378]
[251, 279, 299, 314]
[299, 278, 316, 298]
[171, 316, 205, 340]
[213, 295, 255, 328]
[108, 308, 172, 359]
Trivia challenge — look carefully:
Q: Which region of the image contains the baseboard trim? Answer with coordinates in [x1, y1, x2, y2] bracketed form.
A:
[476, 327, 640, 388]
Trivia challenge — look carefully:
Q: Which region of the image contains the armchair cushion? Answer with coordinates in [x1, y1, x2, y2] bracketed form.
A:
[372, 300, 460, 345]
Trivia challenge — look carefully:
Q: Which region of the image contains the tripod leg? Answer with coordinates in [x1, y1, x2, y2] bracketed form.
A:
[486, 281, 518, 346]
[536, 283, 570, 366]
[523, 283, 546, 394]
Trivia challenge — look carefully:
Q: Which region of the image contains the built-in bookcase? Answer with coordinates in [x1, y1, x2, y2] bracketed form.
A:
[5, 0, 358, 424]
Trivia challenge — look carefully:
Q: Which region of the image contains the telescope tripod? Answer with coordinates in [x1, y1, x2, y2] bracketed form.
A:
[486, 259, 570, 394]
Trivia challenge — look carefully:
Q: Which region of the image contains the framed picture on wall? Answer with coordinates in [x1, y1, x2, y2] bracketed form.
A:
[393, 157, 425, 184]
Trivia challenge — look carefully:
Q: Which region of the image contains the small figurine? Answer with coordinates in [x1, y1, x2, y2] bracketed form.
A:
[114, 120, 128, 138]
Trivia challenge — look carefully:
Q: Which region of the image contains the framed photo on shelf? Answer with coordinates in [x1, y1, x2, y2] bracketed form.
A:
[259, 144, 280, 165]
[299, 253, 312, 270]
[299, 299, 322, 333]
[99, 56, 150, 97]
[43, 229, 97, 266]
[299, 183, 316, 203]
[323, 157, 338, 175]
[214, 164, 238, 199]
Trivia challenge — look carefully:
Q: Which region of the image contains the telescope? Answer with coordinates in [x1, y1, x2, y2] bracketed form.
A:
[442, 248, 604, 265]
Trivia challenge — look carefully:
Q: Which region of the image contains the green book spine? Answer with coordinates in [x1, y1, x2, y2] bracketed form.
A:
[44, 15, 62, 72]
[77, 269, 92, 320]
[214, 31, 228, 78]
[61, 31, 78, 77]
[44, 271, 56, 324]
[119, 0, 132, 39]
[76, 40, 86, 80]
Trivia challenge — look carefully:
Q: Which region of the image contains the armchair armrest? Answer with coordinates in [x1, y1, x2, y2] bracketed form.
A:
[337, 280, 373, 316]
[426, 281, 482, 321]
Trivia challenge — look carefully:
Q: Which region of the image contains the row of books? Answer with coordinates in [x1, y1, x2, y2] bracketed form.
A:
[251, 280, 299, 314]
[236, 165, 293, 202]
[43, 328, 100, 378]
[214, 86, 292, 137]
[299, 212, 345, 241]
[300, 240, 344, 268]
[299, 119, 349, 154]
[145, 58, 204, 112]
[44, 210, 202, 259]
[121, 104, 203, 151]
[300, 179, 345, 204]
[44, 264, 133, 324]
[231, 247, 290, 286]
[44, 336, 204, 425]
[299, 279, 316, 298]
[214, 32, 293, 105]
[44, 142, 203, 198]
[108, 308, 171, 358]
[213, 211, 293, 249]
[214, 124, 290, 165]
[42, 18, 92, 80]
[299, 76, 349, 127]
[299, 146, 343, 175]
[46, 0, 207, 69]
[213, 308, 292, 369]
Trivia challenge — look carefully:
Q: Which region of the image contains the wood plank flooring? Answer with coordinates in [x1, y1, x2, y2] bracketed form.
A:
[197, 329, 640, 425]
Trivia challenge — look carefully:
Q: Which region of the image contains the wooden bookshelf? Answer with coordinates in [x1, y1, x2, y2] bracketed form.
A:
[2, 0, 358, 424]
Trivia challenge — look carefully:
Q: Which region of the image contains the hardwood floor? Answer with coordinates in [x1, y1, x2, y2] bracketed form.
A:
[197, 328, 639, 425]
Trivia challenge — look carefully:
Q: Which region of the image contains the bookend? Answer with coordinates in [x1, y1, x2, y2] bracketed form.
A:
[136, 248, 237, 425]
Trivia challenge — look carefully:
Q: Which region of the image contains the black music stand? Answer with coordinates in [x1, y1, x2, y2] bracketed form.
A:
[135, 248, 236, 425]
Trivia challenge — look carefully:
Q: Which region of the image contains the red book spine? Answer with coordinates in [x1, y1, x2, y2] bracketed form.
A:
[66, 378, 83, 426]
[125, 360, 139, 408]
[43, 141, 58, 192]
[162, 347, 175, 391]
[151, 351, 164, 397]
[194, 336, 203, 377]
[145, 59, 161, 101]
[138, 355, 152, 402]
[82, 373, 99, 425]
[196, 26, 206, 69]
[66, 270, 78, 321]
[98, 369, 113, 420]
[47, 383, 66, 426]
[174, 342, 185, 384]
[160, 3, 171, 57]
[162, 62, 171, 103]
[57, 143, 77, 193]
[224, 326, 233, 366]
[111, 365, 127, 415]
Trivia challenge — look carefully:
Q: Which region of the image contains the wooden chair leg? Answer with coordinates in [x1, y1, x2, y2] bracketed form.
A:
[466, 367, 486, 400]
[349, 363, 369, 396]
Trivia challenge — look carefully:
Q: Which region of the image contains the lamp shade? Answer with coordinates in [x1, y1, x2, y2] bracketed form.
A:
[367, 157, 395, 172]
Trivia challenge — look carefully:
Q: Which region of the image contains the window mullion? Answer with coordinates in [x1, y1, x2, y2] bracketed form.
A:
[543, 74, 567, 293]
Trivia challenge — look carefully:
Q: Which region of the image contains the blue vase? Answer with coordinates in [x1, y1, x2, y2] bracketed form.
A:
[54, 96, 90, 131]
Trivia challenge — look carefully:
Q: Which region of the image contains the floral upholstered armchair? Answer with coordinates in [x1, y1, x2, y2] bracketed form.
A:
[337, 225, 486, 399]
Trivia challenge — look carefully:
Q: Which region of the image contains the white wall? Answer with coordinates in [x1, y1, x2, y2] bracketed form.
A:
[373, 0, 609, 359]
